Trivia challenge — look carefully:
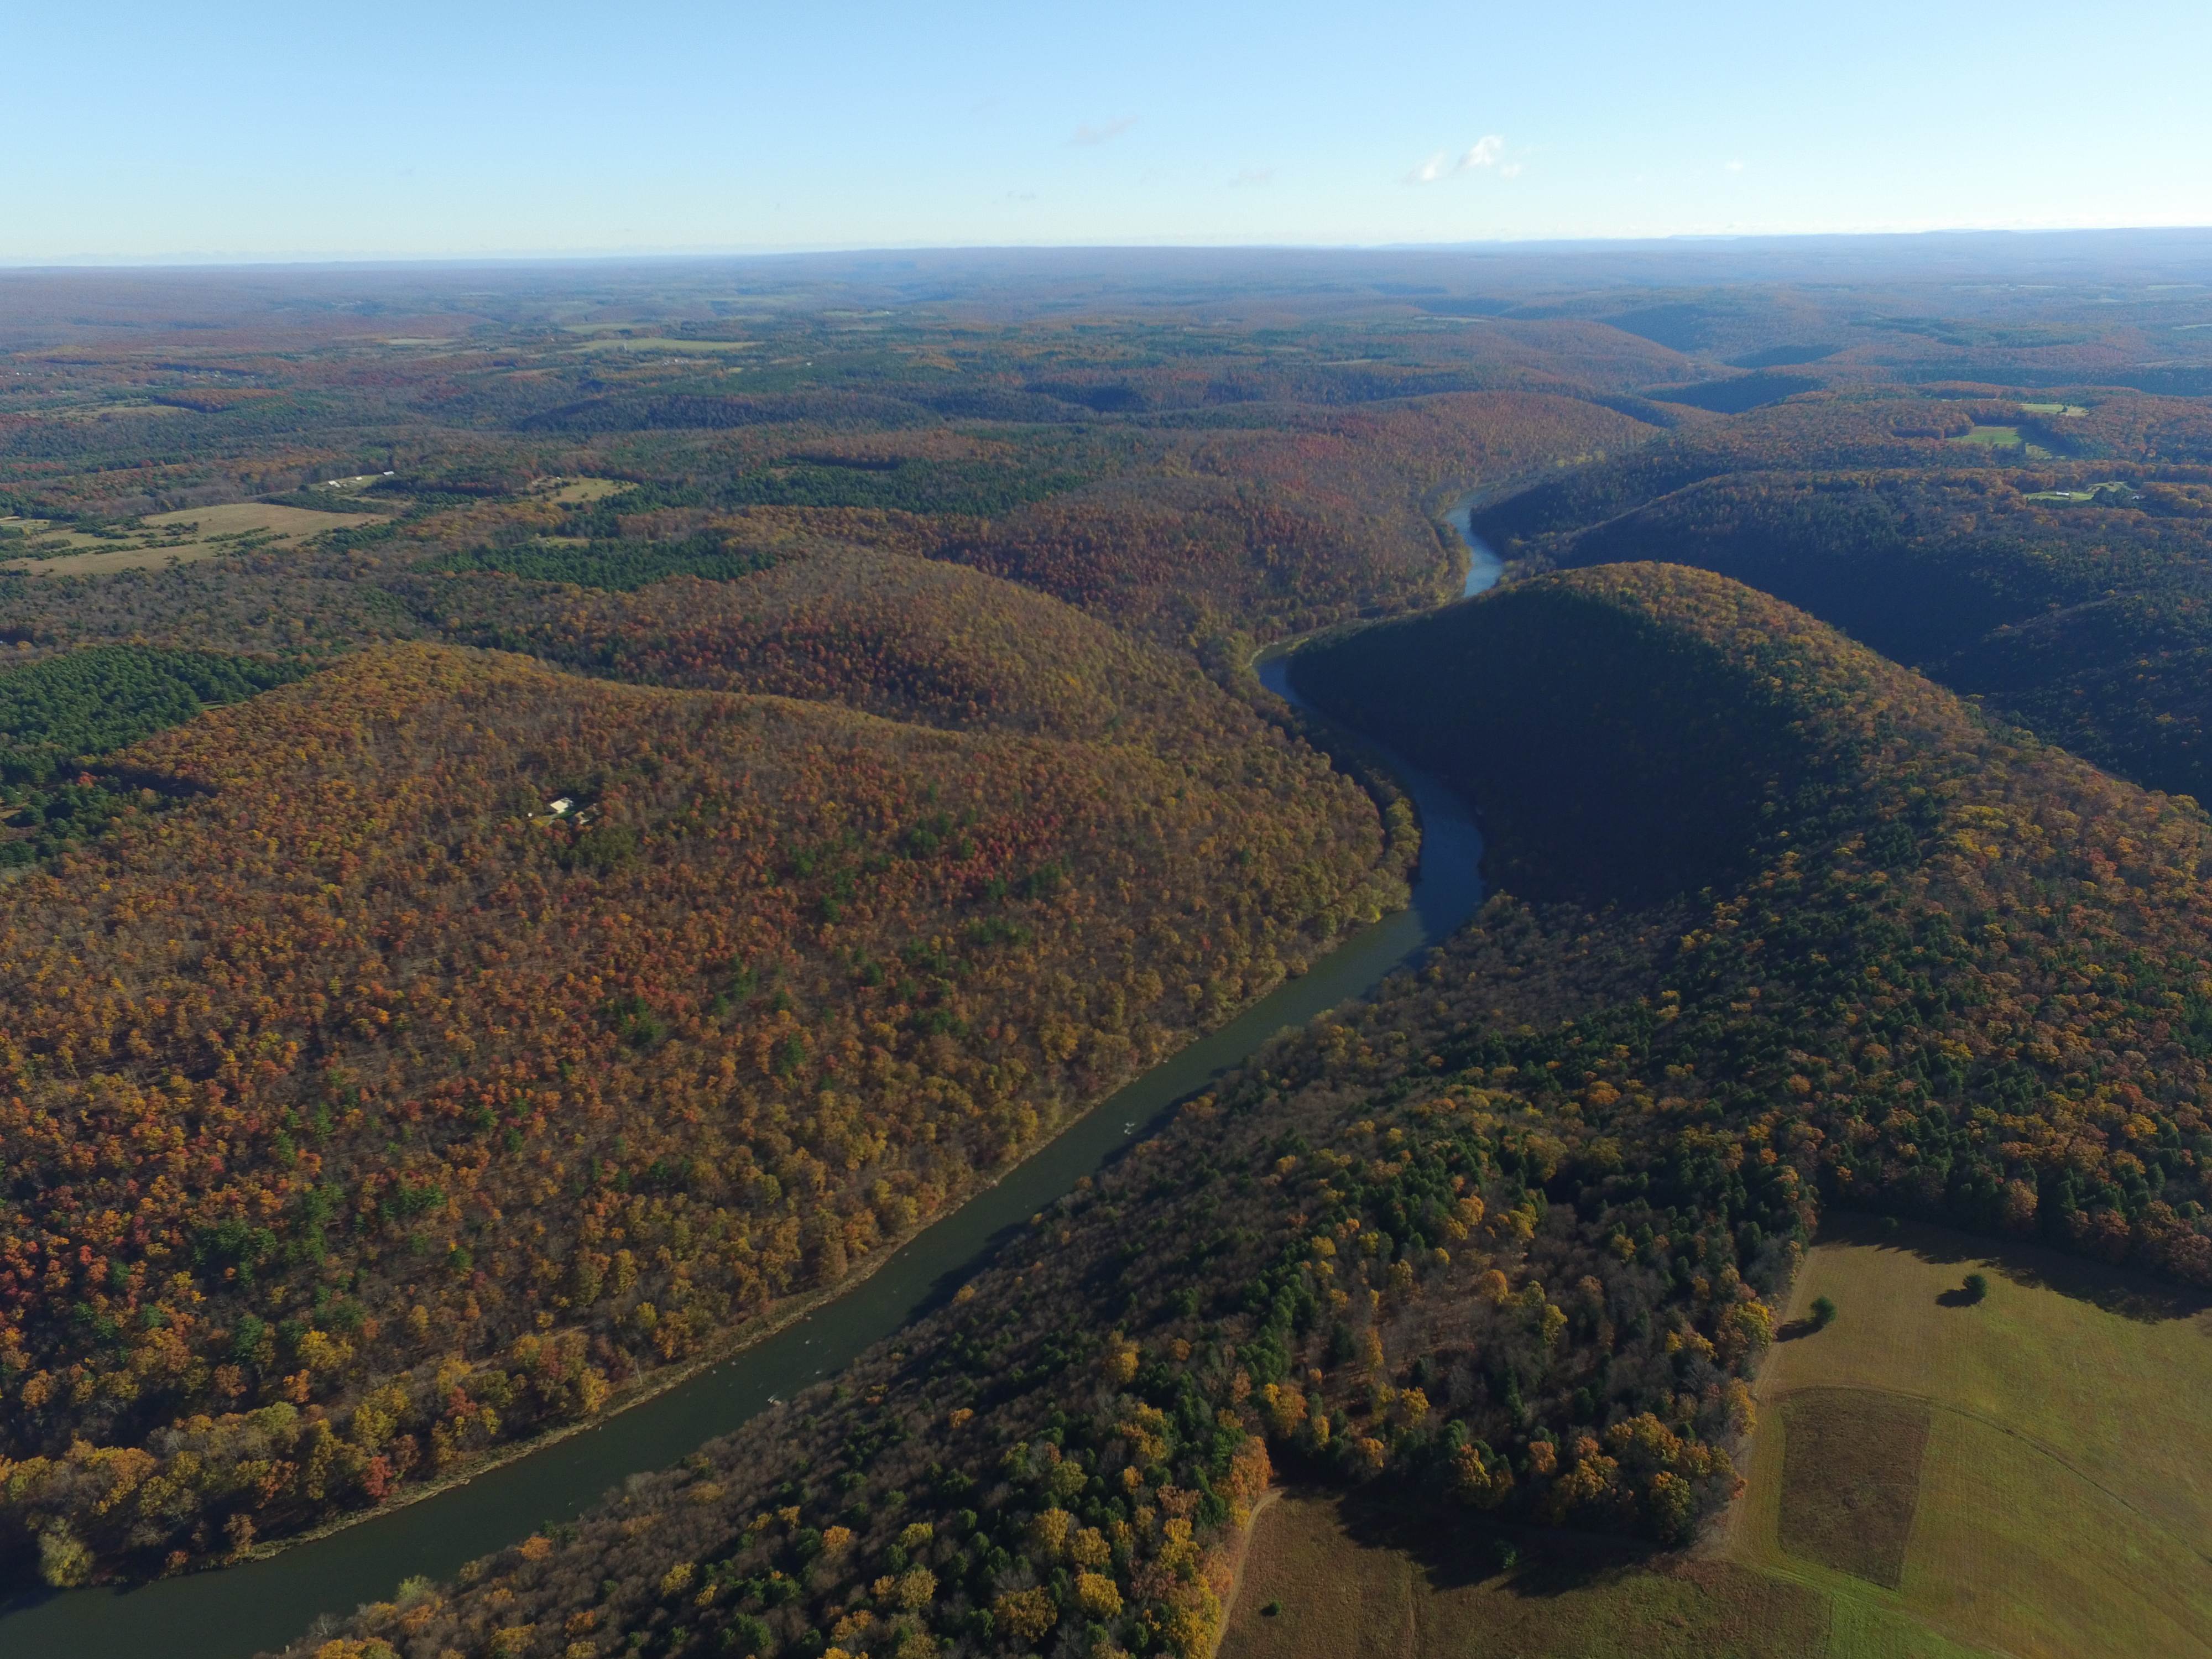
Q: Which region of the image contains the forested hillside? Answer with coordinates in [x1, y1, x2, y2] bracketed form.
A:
[0, 645, 312, 868]
[414, 550, 1245, 741]
[1298, 567, 2212, 1275]
[7, 251, 2212, 1655]
[0, 264, 1678, 1604]
[1466, 393, 1970, 548]
[0, 596, 1403, 1580]
[1470, 388, 2212, 552]
[1544, 467, 2212, 804]
[285, 567, 2212, 1659]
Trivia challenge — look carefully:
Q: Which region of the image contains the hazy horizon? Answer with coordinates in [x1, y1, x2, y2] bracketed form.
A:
[8, 223, 2211, 276]
[9, 0, 2208, 264]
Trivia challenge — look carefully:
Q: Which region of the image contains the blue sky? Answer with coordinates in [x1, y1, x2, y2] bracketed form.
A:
[6, 0, 2208, 262]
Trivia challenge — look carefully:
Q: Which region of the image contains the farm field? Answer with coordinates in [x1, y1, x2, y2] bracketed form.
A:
[567, 333, 760, 354]
[1947, 424, 2053, 457]
[1222, 1218, 2212, 1659]
[1724, 1218, 2212, 1658]
[531, 474, 631, 502]
[0, 500, 377, 575]
[1219, 1494, 1839, 1659]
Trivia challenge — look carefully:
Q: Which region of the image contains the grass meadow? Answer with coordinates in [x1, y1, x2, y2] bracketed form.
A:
[1, 501, 377, 575]
[1948, 424, 2057, 460]
[1219, 1217, 2212, 1659]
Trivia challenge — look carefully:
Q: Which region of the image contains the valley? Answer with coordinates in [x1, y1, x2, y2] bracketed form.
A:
[0, 239, 2209, 1659]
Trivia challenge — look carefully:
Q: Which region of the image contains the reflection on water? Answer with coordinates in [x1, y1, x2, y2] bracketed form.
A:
[1449, 502, 1505, 598]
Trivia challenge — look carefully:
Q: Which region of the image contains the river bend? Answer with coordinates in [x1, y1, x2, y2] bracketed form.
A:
[2, 519, 1501, 1657]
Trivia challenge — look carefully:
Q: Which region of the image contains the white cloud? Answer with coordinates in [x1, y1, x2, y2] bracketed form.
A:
[1725, 159, 1745, 173]
[1230, 166, 1276, 189]
[1068, 116, 1137, 147]
[1406, 135, 1509, 184]
[1460, 135, 1504, 170]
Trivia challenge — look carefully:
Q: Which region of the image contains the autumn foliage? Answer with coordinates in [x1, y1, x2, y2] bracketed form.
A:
[0, 585, 1400, 1577]
[1301, 565, 2212, 1281]
[287, 561, 2212, 1659]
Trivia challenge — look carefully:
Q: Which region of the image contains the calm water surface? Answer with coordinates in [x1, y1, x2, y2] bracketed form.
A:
[3, 523, 1503, 1659]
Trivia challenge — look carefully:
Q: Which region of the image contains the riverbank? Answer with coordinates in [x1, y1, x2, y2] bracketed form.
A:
[0, 514, 1504, 1658]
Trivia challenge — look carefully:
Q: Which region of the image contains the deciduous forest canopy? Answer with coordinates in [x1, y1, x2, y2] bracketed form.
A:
[1, 236, 2210, 1659]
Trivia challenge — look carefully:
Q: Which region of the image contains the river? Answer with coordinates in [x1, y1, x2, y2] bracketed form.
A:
[1, 515, 1502, 1658]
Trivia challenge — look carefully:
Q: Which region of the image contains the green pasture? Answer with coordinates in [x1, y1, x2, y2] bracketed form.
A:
[1221, 1219, 2212, 1659]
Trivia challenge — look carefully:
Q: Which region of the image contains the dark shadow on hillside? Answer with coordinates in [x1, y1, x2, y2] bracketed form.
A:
[1646, 372, 1823, 414]
[1815, 1208, 2212, 1326]
[1288, 581, 1817, 909]
[1328, 1485, 1658, 1601]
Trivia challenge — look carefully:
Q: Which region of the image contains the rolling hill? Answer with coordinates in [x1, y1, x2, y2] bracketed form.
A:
[280, 566, 2212, 1659]
[0, 565, 1402, 1583]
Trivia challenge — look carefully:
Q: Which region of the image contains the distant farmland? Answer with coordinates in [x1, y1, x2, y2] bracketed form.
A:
[0, 500, 376, 575]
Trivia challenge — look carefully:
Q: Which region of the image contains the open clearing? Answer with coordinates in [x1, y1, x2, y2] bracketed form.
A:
[565, 333, 758, 355]
[528, 475, 630, 504]
[1222, 1218, 2212, 1659]
[2023, 482, 2143, 507]
[1726, 1217, 2212, 1657]
[1, 501, 376, 576]
[32, 400, 191, 423]
[1219, 1494, 1835, 1659]
[1948, 424, 2054, 460]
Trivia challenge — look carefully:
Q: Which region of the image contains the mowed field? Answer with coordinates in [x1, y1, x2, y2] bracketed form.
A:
[1725, 1217, 2212, 1657]
[1947, 424, 2056, 460]
[0, 500, 376, 575]
[531, 474, 630, 503]
[1220, 1494, 1840, 1659]
[1220, 1219, 2212, 1659]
